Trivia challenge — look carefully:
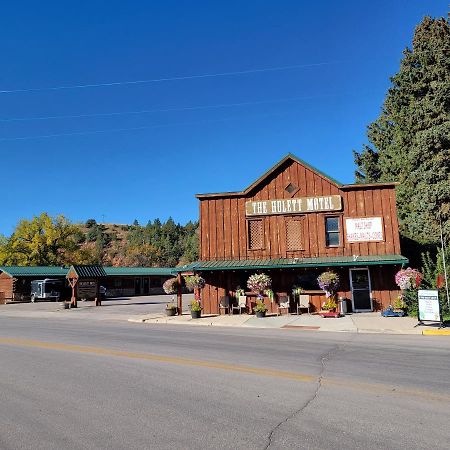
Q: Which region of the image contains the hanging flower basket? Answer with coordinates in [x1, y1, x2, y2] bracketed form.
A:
[395, 268, 423, 290]
[163, 278, 179, 295]
[247, 273, 272, 297]
[317, 271, 340, 298]
[184, 275, 206, 291]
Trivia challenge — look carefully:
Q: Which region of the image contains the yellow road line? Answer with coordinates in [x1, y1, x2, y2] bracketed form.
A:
[1, 337, 449, 403]
[0, 338, 314, 383]
[423, 329, 450, 336]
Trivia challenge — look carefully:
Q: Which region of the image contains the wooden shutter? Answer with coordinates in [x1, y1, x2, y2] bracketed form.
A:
[248, 219, 263, 250]
[286, 218, 304, 250]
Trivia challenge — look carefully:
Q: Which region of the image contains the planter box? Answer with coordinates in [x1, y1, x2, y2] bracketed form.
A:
[255, 311, 266, 318]
[320, 311, 341, 318]
[166, 308, 177, 316]
[381, 310, 405, 317]
[191, 310, 201, 319]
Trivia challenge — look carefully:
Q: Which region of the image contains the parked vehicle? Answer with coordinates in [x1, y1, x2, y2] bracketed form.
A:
[30, 279, 63, 302]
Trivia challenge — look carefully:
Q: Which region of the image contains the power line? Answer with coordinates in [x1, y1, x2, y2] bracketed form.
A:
[0, 110, 295, 141]
[0, 94, 334, 122]
[0, 61, 339, 94]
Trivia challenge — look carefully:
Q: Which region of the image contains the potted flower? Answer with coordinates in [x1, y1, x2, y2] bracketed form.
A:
[190, 299, 202, 319]
[392, 295, 406, 313]
[184, 274, 206, 291]
[382, 295, 406, 317]
[317, 271, 340, 298]
[264, 289, 274, 302]
[184, 275, 206, 318]
[292, 285, 304, 298]
[394, 268, 423, 315]
[163, 277, 179, 296]
[247, 272, 272, 315]
[322, 297, 338, 312]
[165, 302, 178, 316]
[318, 271, 340, 317]
[163, 277, 179, 313]
[254, 299, 268, 318]
[247, 273, 272, 295]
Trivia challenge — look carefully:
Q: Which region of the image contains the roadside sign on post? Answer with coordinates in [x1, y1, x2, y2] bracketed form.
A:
[417, 289, 444, 328]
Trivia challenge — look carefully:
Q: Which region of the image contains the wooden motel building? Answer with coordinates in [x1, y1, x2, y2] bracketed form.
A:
[184, 154, 408, 314]
[0, 266, 174, 303]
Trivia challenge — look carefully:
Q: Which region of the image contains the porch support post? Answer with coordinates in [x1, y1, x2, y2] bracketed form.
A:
[69, 278, 78, 308]
[177, 272, 183, 315]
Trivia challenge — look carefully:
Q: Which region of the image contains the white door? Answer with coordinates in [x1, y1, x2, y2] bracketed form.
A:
[350, 268, 372, 312]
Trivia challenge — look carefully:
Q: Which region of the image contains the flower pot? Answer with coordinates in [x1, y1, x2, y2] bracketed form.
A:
[255, 311, 266, 318]
[166, 308, 177, 316]
[191, 310, 201, 319]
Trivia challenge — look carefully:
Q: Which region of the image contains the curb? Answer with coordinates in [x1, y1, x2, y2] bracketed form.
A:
[422, 329, 450, 336]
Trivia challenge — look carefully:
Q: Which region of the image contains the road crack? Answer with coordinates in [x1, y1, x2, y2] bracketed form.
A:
[264, 337, 355, 450]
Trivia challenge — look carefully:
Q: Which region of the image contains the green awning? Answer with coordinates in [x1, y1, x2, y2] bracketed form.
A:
[176, 254, 408, 272]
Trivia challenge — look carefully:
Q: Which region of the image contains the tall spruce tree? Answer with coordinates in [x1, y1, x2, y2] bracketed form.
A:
[354, 16, 450, 244]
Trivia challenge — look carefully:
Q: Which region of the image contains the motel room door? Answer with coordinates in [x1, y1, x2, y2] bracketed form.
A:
[350, 268, 373, 312]
[134, 278, 141, 296]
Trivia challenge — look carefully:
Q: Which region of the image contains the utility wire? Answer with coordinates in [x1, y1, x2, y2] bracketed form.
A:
[0, 61, 339, 94]
[0, 94, 334, 122]
[0, 110, 295, 141]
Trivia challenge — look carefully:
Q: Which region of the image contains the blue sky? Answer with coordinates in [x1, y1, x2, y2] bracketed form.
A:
[0, 1, 447, 235]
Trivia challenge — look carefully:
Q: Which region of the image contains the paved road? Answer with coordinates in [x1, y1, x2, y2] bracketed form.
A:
[0, 294, 194, 321]
[0, 316, 449, 450]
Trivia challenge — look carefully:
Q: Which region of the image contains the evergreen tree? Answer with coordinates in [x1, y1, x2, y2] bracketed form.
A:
[354, 16, 450, 244]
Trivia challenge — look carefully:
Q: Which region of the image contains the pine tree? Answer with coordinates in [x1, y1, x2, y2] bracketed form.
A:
[354, 16, 450, 244]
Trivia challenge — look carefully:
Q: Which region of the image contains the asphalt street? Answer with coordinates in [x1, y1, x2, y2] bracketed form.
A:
[0, 314, 449, 450]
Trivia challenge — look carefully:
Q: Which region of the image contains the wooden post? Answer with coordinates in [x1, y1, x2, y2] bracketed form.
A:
[177, 272, 183, 315]
[95, 282, 102, 307]
[69, 278, 77, 308]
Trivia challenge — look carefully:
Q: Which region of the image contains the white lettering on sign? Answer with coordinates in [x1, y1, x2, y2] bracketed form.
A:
[245, 195, 342, 216]
[345, 217, 384, 242]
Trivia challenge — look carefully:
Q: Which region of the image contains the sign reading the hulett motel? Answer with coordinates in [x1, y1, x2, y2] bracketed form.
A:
[245, 195, 342, 216]
[345, 217, 384, 242]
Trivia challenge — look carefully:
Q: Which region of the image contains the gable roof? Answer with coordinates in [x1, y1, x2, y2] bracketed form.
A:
[66, 265, 108, 279]
[196, 153, 397, 199]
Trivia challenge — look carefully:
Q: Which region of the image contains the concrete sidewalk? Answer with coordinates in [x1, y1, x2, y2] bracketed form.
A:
[128, 311, 445, 335]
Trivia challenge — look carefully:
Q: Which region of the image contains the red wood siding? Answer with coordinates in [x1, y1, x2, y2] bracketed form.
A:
[199, 160, 401, 261]
[202, 266, 400, 314]
[0, 272, 13, 299]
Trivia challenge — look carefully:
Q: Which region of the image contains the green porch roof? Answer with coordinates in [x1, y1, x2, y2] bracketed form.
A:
[0, 265, 176, 278]
[67, 265, 108, 278]
[177, 254, 408, 272]
[103, 267, 175, 276]
[0, 266, 69, 277]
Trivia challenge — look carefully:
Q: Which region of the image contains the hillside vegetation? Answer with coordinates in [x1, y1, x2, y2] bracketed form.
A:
[0, 213, 198, 268]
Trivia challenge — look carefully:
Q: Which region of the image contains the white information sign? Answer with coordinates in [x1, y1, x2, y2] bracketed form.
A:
[345, 217, 384, 242]
[418, 289, 440, 322]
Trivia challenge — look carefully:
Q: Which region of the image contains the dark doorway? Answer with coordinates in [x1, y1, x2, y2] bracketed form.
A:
[350, 269, 372, 311]
[135, 278, 141, 295]
[143, 278, 149, 295]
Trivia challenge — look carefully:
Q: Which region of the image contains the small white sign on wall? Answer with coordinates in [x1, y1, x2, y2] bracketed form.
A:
[418, 290, 440, 322]
[345, 217, 384, 242]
